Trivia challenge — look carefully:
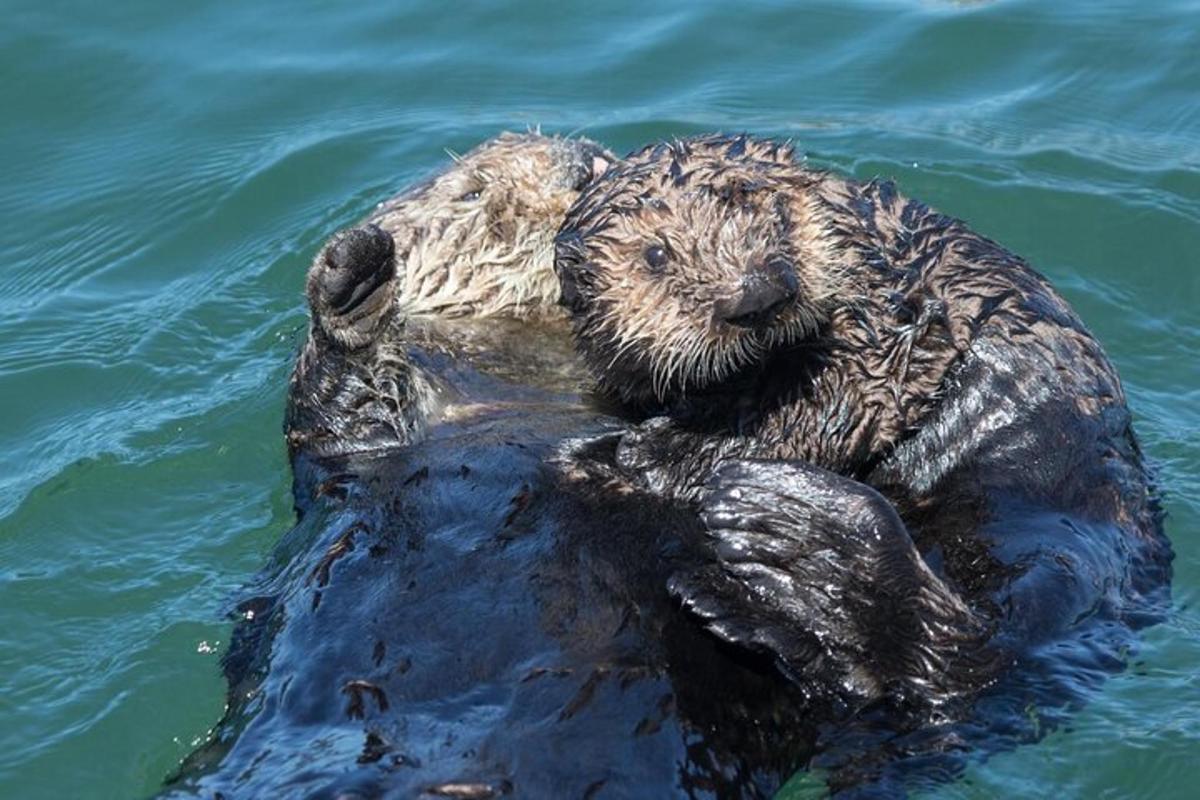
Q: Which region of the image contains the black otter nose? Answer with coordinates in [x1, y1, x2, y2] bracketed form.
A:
[320, 223, 396, 314]
[714, 257, 799, 329]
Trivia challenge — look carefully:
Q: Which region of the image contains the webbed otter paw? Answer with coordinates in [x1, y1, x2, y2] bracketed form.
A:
[307, 223, 398, 349]
[671, 459, 986, 707]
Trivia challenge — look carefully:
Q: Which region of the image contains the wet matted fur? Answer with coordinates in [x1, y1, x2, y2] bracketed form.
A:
[368, 131, 611, 322]
[555, 133, 1173, 790]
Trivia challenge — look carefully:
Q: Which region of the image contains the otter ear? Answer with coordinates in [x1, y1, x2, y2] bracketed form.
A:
[554, 231, 590, 312]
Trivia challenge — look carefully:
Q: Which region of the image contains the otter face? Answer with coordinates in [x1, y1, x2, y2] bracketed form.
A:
[374, 131, 612, 318]
[555, 135, 839, 404]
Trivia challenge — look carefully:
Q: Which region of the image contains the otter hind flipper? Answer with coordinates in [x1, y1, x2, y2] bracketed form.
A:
[674, 459, 999, 710]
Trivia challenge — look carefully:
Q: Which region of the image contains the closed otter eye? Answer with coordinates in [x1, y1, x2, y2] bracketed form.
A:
[644, 245, 669, 273]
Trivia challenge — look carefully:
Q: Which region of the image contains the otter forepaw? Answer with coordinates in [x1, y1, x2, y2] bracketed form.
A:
[307, 223, 398, 350]
[672, 459, 991, 707]
[667, 563, 832, 692]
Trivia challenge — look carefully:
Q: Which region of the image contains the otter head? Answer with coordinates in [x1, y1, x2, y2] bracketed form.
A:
[376, 131, 612, 318]
[554, 134, 844, 405]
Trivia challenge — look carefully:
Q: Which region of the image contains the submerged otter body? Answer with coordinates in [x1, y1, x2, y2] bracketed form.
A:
[555, 134, 1173, 788]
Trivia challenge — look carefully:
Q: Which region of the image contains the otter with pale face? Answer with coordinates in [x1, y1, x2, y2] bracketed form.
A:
[288, 131, 610, 457]
[371, 130, 613, 321]
[556, 135, 1172, 726]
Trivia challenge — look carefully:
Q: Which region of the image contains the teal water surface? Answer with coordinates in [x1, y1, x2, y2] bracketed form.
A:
[1, 1, 1198, 797]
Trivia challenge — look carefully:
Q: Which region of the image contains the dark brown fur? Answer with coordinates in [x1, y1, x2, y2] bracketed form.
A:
[555, 134, 1171, 722]
[558, 135, 1118, 476]
[175, 134, 842, 799]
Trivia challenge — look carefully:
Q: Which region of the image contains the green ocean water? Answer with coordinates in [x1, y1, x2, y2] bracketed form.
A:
[0, 0, 1197, 796]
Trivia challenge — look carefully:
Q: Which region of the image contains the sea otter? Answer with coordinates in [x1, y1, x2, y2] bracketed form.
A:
[286, 130, 611, 459]
[167, 133, 827, 799]
[554, 134, 1173, 725]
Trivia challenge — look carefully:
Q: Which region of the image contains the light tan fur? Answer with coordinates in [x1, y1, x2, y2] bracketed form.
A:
[367, 131, 608, 320]
[289, 131, 610, 456]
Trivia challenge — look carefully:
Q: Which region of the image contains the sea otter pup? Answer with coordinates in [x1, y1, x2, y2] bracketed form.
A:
[169, 133, 827, 799]
[555, 134, 1172, 718]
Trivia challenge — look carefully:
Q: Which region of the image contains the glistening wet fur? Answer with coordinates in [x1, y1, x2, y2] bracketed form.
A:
[374, 131, 611, 319]
[555, 132, 1173, 790]
[556, 136, 852, 405]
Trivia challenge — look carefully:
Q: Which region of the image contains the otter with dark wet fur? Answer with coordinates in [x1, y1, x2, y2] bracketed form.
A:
[555, 134, 1172, 713]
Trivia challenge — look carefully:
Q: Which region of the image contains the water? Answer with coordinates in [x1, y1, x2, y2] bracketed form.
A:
[0, 0, 1196, 796]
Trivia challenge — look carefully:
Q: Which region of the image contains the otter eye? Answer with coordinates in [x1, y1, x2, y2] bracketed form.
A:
[458, 189, 482, 202]
[644, 245, 668, 272]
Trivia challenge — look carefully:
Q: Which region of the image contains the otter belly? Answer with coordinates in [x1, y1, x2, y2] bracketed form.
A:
[166, 407, 816, 799]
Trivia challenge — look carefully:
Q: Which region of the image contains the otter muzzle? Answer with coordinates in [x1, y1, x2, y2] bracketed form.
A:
[714, 257, 799, 329]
